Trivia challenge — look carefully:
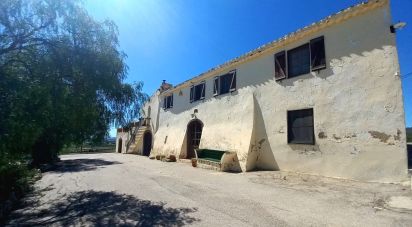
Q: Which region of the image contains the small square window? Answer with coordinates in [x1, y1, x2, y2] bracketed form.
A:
[287, 108, 314, 144]
[190, 82, 205, 103]
[163, 94, 173, 109]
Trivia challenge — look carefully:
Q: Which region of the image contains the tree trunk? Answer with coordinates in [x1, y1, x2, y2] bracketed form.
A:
[31, 133, 60, 166]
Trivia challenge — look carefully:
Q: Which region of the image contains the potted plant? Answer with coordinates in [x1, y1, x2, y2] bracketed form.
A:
[191, 158, 197, 167]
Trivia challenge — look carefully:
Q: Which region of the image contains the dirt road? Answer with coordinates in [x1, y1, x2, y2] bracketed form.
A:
[7, 153, 412, 226]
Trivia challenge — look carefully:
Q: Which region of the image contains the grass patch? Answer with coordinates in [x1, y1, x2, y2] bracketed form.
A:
[60, 144, 115, 155]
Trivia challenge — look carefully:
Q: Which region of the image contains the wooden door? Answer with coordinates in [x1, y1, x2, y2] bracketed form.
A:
[143, 131, 152, 156]
[117, 139, 122, 153]
[187, 120, 203, 159]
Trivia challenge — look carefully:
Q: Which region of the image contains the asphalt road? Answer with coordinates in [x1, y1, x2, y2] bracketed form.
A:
[7, 153, 412, 226]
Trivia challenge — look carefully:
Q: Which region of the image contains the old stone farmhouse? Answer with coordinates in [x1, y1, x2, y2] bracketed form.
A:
[116, 0, 409, 183]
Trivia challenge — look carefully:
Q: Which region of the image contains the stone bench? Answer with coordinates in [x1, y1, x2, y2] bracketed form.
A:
[195, 149, 241, 172]
[196, 149, 225, 162]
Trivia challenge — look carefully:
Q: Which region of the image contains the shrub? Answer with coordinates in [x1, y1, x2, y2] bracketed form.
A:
[0, 159, 37, 202]
[0, 157, 39, 222]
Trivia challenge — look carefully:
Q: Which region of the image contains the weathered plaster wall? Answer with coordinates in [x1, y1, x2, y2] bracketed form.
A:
[142, 91, 161, 134]
[250, 5, 407, 182]
[150, 89, 254, 170]
[143, 4, 407, 182]
[221, 152, 242, 172]
[115, 131, 129, 154]
[150, 78, 257, 169]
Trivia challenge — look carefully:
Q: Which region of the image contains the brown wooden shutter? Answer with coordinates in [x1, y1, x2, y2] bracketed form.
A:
[310, 36, 326, 71]
[190, 86, 194, 103]
[170, 94, 173, 107]
[213, 77, 219, 96]
[275, 51, 287, 80]
[230, 71, 236, 91]
[201, 82, 205, 99]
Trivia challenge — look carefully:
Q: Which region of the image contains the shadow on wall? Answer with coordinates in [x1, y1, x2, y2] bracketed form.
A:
[45, 159, 122, 173]
[8, 190, 200, 226]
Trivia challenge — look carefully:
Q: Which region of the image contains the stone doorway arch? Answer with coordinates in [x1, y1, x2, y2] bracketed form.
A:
[143, 131, 152, 156]
[117, 138, 122, 153]
[186, 119, 203, 159]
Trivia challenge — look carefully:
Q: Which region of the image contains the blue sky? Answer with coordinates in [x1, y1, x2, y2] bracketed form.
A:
[83, 0, 412, 137]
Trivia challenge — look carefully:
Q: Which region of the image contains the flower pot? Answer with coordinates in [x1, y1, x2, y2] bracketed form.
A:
[191, 158, 197, 167]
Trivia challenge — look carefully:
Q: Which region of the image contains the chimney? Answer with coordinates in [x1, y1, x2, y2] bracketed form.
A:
[159, 80, 172, 92]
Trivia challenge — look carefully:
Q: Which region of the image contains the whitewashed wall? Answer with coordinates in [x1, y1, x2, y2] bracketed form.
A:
[142, 4, 407, 183]
[115, 131, 129, 154]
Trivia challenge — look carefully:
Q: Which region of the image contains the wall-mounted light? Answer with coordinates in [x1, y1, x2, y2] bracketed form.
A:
[191, 109, 198, 119]
[390, 22, 406, 33]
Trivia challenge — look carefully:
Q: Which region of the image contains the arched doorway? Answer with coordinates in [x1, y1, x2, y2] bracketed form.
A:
[186, 120, 203, 159]
[143, 131, 152, 156]
[117, 138, 122, 153]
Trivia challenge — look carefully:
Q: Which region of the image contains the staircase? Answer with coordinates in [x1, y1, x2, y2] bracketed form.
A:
[126, 118, 151, 154]
[127, 126, 149, 154]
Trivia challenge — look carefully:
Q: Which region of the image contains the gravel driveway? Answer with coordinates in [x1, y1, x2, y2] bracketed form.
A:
[7, 153, 412, 226]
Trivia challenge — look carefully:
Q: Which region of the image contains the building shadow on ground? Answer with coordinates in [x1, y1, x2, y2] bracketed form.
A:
[45, 158, 122, 173]
[8, 190, 199, 226]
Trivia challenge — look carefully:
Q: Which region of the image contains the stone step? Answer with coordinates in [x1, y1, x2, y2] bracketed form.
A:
[178, 159, 192, 164]
[197, 159, 221, 169]
[196, 162, 221, 172]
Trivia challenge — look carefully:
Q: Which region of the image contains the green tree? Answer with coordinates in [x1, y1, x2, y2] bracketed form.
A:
[0, 0, 148, 164]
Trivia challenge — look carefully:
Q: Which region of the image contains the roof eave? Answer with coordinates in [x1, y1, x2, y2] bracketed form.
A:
[160, 0, 388, 96]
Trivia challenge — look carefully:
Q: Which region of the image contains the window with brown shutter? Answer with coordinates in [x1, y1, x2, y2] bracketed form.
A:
[163, 94, 173, 109]
[192, 81, 205, 102]
[200, 82, 205, 99]
[213, 77, 219, 96]
[216, 70, 236, 95]
[229, 70, 236, 92]
[274, 36, 326, 80]
[220, 73, 231, 94]
[190, 86, 194, 103]
[310, 36, 326, 71]
[275, 51, 286, 80]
